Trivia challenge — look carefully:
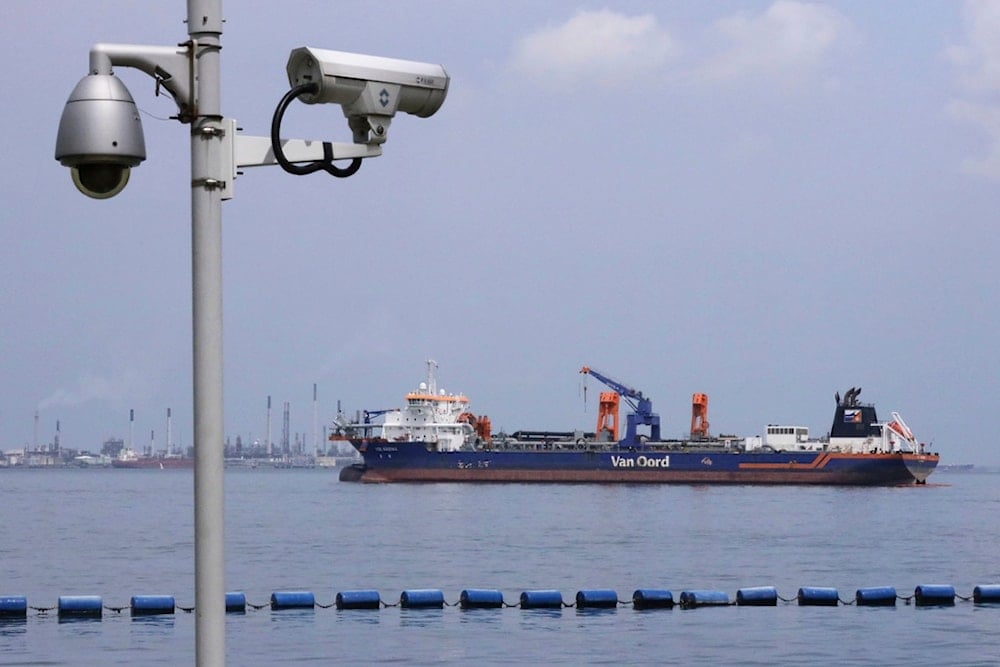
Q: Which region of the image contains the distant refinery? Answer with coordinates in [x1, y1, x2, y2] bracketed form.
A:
[2, 383, 357, 469]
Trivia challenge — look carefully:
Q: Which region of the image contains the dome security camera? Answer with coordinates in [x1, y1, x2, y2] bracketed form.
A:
[55, 73, 146, 199]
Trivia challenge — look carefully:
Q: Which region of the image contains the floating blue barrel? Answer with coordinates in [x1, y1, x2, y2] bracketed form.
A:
[130, 595, 175, 616]
[855, 587, 897, 606]
[575, 589, 619, 609]
[336, 589, 381, 610]
[736, 586, 778, 606]
[797, 587, 839, 606]
[914, 584, 955, 606]
[519, 590, 564, 609]
[0, 596, 27, 618]
[225, 592, 247, 613]
[400, 589, 445, 609]
[973, 585, 1000, 604]
[270, 591, 315, 610]
[632, 589, 674, 609]
[58, 595, 103, 618]
[460, 589, 503, 609]
[679, 590, 730, 608]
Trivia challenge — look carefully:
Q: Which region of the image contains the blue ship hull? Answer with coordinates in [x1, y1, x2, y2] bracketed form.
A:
[340, 441, 938, 485]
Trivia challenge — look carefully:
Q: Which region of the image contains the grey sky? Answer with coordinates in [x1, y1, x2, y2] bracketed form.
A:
[1, 1, 997, 464]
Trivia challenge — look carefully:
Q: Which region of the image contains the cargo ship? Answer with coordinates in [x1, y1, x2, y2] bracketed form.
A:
[336, 361, 938, 485]
[111, 448, 193, 469]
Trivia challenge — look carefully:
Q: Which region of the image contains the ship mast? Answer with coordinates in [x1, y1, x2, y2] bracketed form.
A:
[426, 359, 438, 395]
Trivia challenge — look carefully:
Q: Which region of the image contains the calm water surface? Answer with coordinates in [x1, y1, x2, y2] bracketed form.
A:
[1, 469, 997, 665]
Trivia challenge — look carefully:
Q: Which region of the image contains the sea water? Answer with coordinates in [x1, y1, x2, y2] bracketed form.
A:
[0, 468, 997, 665]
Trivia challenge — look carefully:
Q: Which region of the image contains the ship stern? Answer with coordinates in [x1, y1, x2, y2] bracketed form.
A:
[903, 453, 939, 484]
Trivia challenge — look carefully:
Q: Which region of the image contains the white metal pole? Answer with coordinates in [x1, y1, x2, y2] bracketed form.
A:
[187, 0, 226, 664]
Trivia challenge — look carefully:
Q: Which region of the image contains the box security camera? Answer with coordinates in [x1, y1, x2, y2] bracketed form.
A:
[285, 47, 449, 144]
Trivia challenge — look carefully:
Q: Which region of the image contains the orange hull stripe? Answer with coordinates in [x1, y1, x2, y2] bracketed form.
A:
[740, 452, 831, 470]
[739, 452, 938, 471]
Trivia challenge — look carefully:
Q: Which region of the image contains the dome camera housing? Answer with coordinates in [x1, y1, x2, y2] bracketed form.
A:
[55, 73, 146, 199]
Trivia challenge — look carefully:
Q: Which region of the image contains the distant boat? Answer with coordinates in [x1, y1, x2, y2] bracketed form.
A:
[111, 448, 193, 469]
[73, 454, 111, 467]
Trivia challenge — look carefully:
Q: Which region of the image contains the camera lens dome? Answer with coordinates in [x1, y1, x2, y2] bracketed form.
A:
[71, 164, 131, 199]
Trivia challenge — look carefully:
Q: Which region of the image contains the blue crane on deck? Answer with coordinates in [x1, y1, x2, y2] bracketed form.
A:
[580, 366, 661, 446]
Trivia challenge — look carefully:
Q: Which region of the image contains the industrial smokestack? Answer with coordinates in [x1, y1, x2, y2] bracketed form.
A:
[266, 395, 272, 458]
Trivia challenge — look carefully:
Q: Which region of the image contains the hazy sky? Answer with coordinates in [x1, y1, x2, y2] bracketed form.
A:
[1, 1, 997, 465]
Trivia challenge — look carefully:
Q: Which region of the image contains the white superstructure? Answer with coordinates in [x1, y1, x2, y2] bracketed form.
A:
[379, 360, 475, 452]
[749, 410, 922, 454]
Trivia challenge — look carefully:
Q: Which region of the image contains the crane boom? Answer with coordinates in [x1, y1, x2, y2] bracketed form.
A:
[580, 366, 660, 446]
[363, 408, 395, 423]
[579, 366, 645, 400]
